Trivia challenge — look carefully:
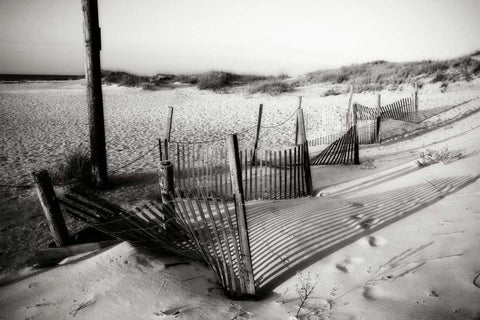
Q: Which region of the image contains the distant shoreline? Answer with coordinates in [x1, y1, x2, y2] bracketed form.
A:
[0, 74, 83, 82]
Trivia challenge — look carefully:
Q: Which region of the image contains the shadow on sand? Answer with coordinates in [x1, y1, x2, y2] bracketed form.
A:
[245, 174, 478, 297]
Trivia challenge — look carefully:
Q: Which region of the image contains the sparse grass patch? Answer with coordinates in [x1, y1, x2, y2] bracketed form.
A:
[102, 71, 149, 87]
[322, 88, 342, 96]
[294, 271, 320, 319]
[196, 71, 269, 91]
[361, 159, 376, 170]
[52, 149, 92, 184]
[196, 71, 233, 91]
[416, 147, 462, 167]
[440, 82, 448, 93]
[249, 79, 296, 95]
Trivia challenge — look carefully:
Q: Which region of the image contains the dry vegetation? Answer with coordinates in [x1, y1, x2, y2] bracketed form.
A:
[100, 51, 480, 94]
[248, 79, 296, 95]
[304, 51, 480, 92]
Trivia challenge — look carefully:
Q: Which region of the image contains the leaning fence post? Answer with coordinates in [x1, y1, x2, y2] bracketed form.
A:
[376, 94, 381, 144]
[294, 96, 302, 144]
[251, 104, 263, 165]
[31, 170, 70, 247]
[346, 85, 354, 125]
[353, 103, 360, 164]
[296, 108, 313, 196]
[226, 134, 256, 296]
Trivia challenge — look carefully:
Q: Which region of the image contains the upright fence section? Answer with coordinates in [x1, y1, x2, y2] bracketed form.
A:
[160, 140, 310, 201]
[380, 96, 416, 122]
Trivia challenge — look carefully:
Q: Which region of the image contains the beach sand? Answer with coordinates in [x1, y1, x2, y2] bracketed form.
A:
[1, 79, 480, 319]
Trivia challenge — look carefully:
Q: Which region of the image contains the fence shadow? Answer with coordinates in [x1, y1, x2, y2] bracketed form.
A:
[247, 174, 478, 297]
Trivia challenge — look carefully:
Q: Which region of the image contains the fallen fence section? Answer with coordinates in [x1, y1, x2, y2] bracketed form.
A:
[58, 186, 200, 258]
[171, 188, 256, 298]
[309, 125, 359, 165]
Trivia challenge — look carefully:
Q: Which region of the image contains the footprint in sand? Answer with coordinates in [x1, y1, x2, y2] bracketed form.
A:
[362, 285, 385, 300]
[336, 256, 363, 273]
[429, 290, 439, 297]
[368, 236, 387, 247]
[474, 272, 480, 288]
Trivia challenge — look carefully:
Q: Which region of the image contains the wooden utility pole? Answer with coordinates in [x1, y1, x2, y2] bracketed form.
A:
[251, 104, 263, 164]
[81, 0, 108, 187]
[226, 134, 256, 296]
[31, 170, 70, 247]
[376, 94, 381, 143]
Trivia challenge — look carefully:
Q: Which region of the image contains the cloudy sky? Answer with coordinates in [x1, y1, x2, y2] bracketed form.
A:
[1, 0, 479, 76]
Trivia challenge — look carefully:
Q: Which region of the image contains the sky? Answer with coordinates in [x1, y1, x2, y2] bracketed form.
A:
[1, 0, 480, 76]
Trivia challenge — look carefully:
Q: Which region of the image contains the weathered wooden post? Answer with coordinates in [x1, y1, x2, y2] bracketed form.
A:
[376, 94, 381, 143]
[81, 0, 108, 187]
[158, 160, 175, 212]
[296, 108, 313, 196]
[414, 82, 418, 111]
[165, 107, 174, 142]
[161, 107, 174, 161]
[31, 170, 70, 247]
[251, 104, 263, 165]
[346, 85, 354, 126]
[353, 103, 360, 164]
[82, 0, 108, 187]
[295, 96, 302, 144]
[226, 134, 256, 296]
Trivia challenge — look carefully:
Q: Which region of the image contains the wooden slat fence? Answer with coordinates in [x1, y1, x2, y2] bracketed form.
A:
[160, 141, 309, 201]
[310, 125, 358, 165]
[169, 188, 255, 297]
[380, 97, 416, 122]
[57, 184, 256, 297]
[307, 96, 417, 148]
[58, 186, 200, 258]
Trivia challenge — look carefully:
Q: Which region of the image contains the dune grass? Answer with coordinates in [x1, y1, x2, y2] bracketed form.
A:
[304, 51, 480, 92]
[52, 149, 92, 185]
[102, 71, 150, 87]
[249, 79, 296, 95]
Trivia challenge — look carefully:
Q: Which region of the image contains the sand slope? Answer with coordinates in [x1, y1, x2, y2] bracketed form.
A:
[1, 107, 480, 319]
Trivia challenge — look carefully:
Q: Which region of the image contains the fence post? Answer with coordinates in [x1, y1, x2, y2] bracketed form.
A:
[294, 97, 302, 144]
[158, 160, 179, 229]
[81, 0, 108, 188]
[165, 107, 173, 142]
[376, 94, 381, 144]
[353, 103, 360, 164]
[31, 170, 70, 247]
[162, 107, 173, 160]
[251, 104, 263, 165]
[346, 85, 354, 126]
[226, 134, 256, 296]
[414, 82, 418, 111]
[296, 108, 313, 196]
